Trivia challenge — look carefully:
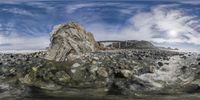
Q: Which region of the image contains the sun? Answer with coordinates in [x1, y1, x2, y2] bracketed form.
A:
[168, 30, 178, 38]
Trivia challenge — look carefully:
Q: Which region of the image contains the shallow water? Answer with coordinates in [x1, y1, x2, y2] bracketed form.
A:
[1, 87, 200, 100]
[1, 84, 199, 99]
[2, 94, 200, 100]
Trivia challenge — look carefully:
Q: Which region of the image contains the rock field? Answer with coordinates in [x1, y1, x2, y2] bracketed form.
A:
[0, 22, 200, 98]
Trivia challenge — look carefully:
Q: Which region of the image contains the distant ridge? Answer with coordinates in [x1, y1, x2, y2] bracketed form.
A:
[0, 50, 46, 54]
[97, 40, 157, 49]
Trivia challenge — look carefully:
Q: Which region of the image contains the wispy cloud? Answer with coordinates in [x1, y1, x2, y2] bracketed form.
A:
[0, 1, 200, 50]
[1, 8, 33, 16]
[66, 3, 97, 14]
[129, 5, 200, 45]
[178, 1, 200, 5]
[0, 34, 49, 50]
[88, 4, 200, 47]
[0, 0, 54, 3]
[66, 2, 122, 14]
[0, 22, 49, 50]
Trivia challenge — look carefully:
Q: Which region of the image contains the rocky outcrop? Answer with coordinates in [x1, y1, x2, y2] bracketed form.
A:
[45, 22, 97, 61]
[99, 40, 157, 50]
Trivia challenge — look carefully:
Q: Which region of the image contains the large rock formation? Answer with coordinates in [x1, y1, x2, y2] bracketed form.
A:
[45, 22, 97, 61]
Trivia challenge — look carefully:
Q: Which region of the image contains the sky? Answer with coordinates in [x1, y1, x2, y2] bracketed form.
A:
[0, 0, 200, 51]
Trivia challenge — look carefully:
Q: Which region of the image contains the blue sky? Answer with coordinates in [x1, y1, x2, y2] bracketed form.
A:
[0, 0, 200, 51]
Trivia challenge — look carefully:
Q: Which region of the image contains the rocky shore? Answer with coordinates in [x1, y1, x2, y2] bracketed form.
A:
[0, 22, 200, 99]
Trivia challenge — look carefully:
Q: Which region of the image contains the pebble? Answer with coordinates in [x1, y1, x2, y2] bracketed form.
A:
[72, 63, 80, 68]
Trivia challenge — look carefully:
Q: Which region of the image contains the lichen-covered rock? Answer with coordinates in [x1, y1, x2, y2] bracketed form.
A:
[97, 67, 108, 78]
[45, 22, 97, 61]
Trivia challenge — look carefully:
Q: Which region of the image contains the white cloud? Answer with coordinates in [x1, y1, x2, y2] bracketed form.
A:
[1, 8, 33, 16]
[66, 3, 121, 14]
[0, 22, 17, 36]
[179, 1, 200, 5]
[89, 5, 200, 47]
[26, 2, 55, 12]
[66, 3, 99, 14]
[0, 34, 49, 50]
[119, 9, 133, 14]
[0, 0, 52, 4]
[119, 6, 145, 14]
[0, 22, 49, 50]
[0, 2, 200, 50]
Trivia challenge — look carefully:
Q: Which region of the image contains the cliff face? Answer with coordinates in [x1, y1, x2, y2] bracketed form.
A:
[45, 22, 97, 61]
[112, 40, 157, 49]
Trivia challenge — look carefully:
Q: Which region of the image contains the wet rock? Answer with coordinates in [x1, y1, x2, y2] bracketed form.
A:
[181, 84, 200, 93]
[93, 57, 99, 60]
[0, 84, 9, 93]
[89, 65, 98, 73]
[72, 63, 80, 68]
[158, 62, 163, 67]
[71, 67, 87, 81]
[181, 66, 187, 73]
[149, 65, 155, 73]
[181, 55, 187, 59]
[97, 67, 108, 78]
[19, 74, 33, 84]
[119, 70, 133, 78]
[55, 71, 71, 83]
[7, 68, 17, 77]
[138, 56, 143, 60]
[197, 57, 200, 61]
[164, 62, 169, 65]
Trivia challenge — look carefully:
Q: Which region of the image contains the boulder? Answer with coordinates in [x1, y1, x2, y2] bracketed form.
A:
[45, 22, 97, 61]
[120, 70, 133, 78]
[97, 67, 108, 78]
[158, 62, 163, 67]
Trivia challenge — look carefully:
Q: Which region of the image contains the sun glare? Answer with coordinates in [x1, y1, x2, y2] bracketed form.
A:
[168, 30, 178, 38]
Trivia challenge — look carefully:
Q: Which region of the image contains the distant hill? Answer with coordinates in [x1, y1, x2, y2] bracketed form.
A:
[98, 40, 158, 50]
